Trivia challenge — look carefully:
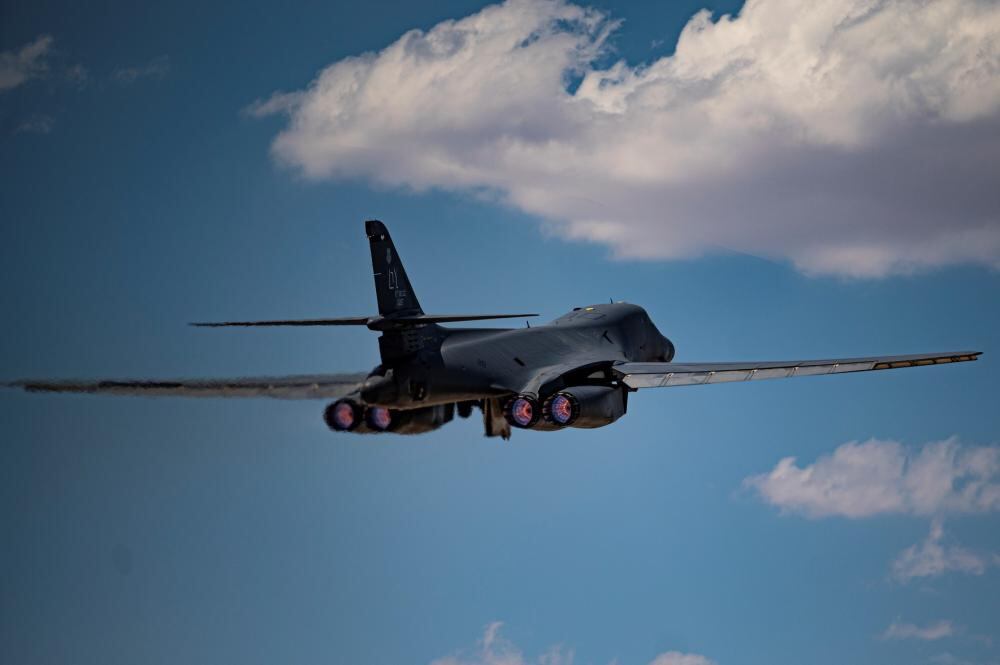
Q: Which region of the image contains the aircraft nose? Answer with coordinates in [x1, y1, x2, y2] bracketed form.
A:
[660, 335, 675, 362]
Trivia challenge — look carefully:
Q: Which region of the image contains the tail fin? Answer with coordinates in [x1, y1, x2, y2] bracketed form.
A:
[366, 220, 423, 316]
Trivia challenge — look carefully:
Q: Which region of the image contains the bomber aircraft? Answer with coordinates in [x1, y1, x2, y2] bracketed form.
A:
[7, 221, 982, 439]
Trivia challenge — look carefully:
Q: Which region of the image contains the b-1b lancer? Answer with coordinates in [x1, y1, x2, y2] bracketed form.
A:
[8, 221, 982, 439]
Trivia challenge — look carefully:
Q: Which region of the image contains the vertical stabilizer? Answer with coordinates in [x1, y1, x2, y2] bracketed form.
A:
[366, 220, 423, 316]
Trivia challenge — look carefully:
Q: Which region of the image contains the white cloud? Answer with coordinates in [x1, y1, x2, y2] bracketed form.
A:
[882, 619, 956, 641]
[15, 114, 55, 135]
[254, 0, 1000, 278]
[648, 653, 717, 665]
[113, 55, 170, 84]
[747, 439, 1000, 583]
[430, 622, 714, 665]
[429, 622, 571, 665]
[744, 437, 1000, 518]
[0, 35, 53, 92]
[243, 90, 305, 118]
[891, 519, 995, 583]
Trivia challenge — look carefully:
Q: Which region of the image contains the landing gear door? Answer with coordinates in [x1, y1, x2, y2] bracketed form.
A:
[482, 397, 512, 440]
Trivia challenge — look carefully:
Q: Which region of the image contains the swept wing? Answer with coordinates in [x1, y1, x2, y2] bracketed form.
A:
[612, 351, 981, 389]
[7, 373, 368, 399]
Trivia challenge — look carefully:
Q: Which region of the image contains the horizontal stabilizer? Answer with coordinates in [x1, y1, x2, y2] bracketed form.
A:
[191, 317, 371, 327]
[389, 313, 538, 324]
[191, 313, 538, 329]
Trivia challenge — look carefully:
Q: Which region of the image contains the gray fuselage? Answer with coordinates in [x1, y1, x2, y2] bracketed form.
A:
[359, 302, 674, 409]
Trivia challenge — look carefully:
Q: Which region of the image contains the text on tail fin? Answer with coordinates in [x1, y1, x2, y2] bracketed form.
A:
[366, 220, 423, 316]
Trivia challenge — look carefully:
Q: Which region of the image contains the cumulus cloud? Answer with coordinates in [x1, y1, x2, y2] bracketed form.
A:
[0, 35, 53, 92]
[253, 0, 1000, 277]
[744, 437, 1000, 518]
[747, 438, 1000, 583]
[891, 519, 996, 582]
[113, 55, 170, 84]
[882, 619, 956, 641]
[430, 622, 714, 665]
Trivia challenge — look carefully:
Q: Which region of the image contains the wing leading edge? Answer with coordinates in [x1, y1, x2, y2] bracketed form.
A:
[612, 351, 981, 389]
[7, 373, 368, 400]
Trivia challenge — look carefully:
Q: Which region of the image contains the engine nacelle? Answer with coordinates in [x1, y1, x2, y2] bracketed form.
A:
[324, 399, 363, 431]
[391, 403, 455, 435]
[542, 385, 626, 429]
[365, 405, 394, 431]
[503, 394, 540, 429]
[323, 399, 455, 435]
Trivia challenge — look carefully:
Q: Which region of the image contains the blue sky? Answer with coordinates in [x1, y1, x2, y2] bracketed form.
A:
[2, 1, 999, 664]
